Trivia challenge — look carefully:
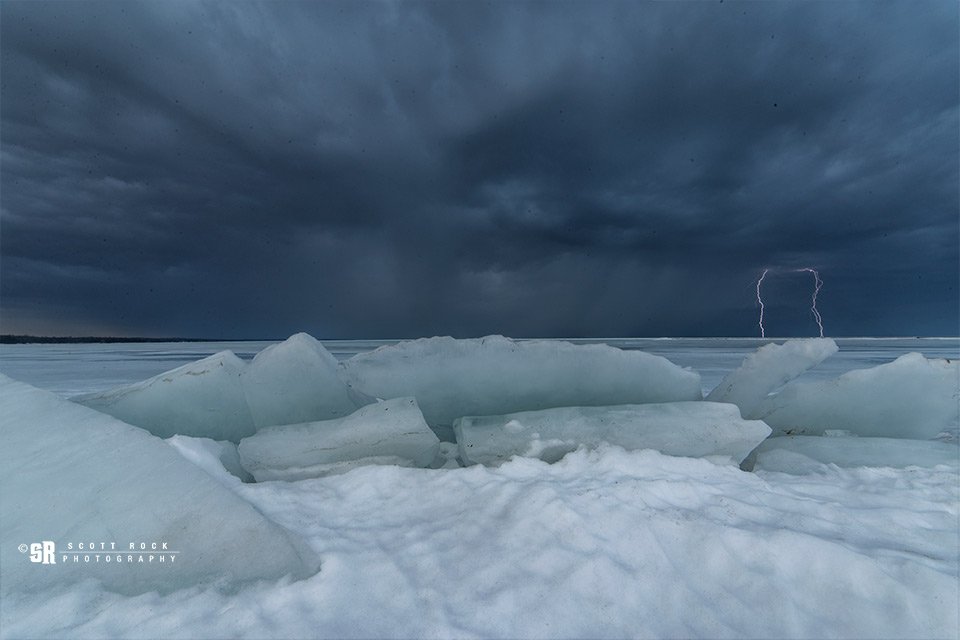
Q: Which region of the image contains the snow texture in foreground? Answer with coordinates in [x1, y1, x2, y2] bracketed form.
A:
[749, 435, 960, 474]
[454, 401, 770, 466]
[0, 375, 319, 596]
[4, 446, 955, 639]
[706, 338, 838, 415]
[340, 335, 703, 431]
[72, 350, 256, 441]
[238, 398, 440, 481]
[755, 352, 960, 438]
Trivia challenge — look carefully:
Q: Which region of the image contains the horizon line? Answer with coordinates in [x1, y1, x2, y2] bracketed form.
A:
[2, 333, 958, 345]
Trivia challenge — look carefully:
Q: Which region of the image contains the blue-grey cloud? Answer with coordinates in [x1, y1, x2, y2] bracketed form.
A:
[2, 0, 957, 338]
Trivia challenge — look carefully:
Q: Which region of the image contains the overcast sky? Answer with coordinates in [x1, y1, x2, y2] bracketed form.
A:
[2, 1, 957, 339]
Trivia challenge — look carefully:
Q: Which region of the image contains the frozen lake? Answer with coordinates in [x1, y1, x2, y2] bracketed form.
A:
[1, 335, 958, 639]
[2, 336, 957, 397]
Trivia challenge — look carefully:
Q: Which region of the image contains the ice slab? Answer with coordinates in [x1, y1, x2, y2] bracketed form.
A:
[73, 350, 256, 442]
[750, 435, 960, 474]
[341, 336, 703, 431]
[241, 333, 363, 428]
[754, 353, 960, 439]
[706, 338, 837, 415]
[454, 401, 771, 466]
[238, 397, 440, 481]
[0, 374, 319, 596]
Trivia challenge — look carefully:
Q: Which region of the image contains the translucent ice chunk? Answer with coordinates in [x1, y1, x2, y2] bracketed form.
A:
[73, 351, 255, 442]
[241, 333, 363, 428]
[71, 333, 365, 441]
[341, 336, 702, 431]
[238, 397, 439, 481]
[754, 353, 959, 439]
[706, 338, 838, 415]
[750, 435, 960, 474]
[454, 401, 771, 466]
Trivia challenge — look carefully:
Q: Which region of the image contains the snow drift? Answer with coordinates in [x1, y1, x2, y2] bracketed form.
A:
[4, 446, 955, 639]
[0, 374, 320, 595]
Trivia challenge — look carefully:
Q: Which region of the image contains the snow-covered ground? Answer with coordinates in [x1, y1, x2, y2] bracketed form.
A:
[4, 445, 957, 639]
[1, 337, 957, 639]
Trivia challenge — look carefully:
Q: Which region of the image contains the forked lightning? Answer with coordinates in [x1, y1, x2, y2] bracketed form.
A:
[755, 267, 825, 338]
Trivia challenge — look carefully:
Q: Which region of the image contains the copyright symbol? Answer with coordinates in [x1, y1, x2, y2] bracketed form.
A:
[17, 544, 28, 553]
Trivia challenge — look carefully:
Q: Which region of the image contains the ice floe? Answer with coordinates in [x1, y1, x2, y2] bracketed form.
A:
[241, 332, 365, 428]
[754, 352, 959, 438]
[454, 401, 770, 466]
[748, 434, 960, 473]
[73, 334, 366, 442]
[73, 350, 256, 441]
[238, 397, 439, 481]
[340, 335, 703, 436]
[706, 338, 838, 414]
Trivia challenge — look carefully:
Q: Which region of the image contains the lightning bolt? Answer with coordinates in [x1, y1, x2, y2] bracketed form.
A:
[756, 268, 769, 338]
[795, 267, 824, 338]
[754, 267, 825, 338]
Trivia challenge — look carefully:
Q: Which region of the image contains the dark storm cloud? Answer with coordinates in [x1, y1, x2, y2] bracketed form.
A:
[1, 0, 957, 338]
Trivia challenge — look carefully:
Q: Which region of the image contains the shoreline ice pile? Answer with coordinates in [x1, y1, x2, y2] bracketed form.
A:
[72, 333, 367, 442]
[2, 333, 957, 639]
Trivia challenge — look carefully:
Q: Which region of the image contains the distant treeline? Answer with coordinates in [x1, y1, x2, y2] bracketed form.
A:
[1, 335, 209, 344]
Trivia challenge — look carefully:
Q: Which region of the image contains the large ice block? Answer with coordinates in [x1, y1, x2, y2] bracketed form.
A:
[0, 374, 320, 596]
[754, 353, 959, 439]
[454, 401, 771, 466]
[241, 333, 363, 428]
[72, 350, 256, 442]
[238, 397, 440, 481]
[706, 338, 838, 415]
[340, 336, 703, 430]
[750, 435, 960, 474]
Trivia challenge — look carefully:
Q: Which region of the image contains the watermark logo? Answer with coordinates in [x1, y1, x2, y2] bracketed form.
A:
[19, 541, 57, 564]
[18, 540, 179, 565]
